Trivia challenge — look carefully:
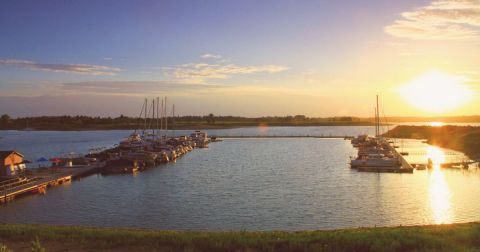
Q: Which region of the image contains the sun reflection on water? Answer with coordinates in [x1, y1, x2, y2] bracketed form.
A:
[426, 146, 445, 165]
[426, 146, 452, 224]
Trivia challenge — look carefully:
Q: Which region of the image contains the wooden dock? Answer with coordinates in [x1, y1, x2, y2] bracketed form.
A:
[0, 163, 101, 204]
[217, 135, 354, 139]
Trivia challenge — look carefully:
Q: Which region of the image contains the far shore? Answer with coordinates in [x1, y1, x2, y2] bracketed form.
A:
[1, 222, 479, 251]
[0, 122, 380, 131]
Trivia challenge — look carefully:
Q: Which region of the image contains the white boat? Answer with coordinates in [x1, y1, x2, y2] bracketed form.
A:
[119, 133, 144, 148]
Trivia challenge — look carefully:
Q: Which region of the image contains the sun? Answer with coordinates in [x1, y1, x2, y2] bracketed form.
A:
[398, 70, 473, 113]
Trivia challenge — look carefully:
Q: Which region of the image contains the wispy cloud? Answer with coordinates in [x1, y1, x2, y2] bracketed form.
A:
[59, 81, 227, 96]
[164, 62, 288, 82]
[0, 80, 229, 97]
[0, 59, 121, 75]
[385, 0, 480, 40]
[200, 53, 222, 59]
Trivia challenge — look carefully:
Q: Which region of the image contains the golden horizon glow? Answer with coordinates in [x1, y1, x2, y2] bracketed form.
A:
[398, 70, 474, 113]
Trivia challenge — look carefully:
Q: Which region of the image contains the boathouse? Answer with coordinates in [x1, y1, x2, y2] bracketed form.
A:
[0, 150, 26, 177]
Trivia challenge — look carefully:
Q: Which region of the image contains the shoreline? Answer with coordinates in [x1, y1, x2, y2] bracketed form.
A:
[0, 122, 391, 131]
[1, 222, 479, 251]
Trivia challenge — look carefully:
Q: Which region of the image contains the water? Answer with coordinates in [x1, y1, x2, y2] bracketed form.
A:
[1, 127, 479, 230]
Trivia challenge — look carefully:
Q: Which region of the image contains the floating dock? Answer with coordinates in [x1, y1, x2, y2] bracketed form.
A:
[0, 163, 101, 204]
[217, 135, 354, 139]
[387, 139, 414, 173]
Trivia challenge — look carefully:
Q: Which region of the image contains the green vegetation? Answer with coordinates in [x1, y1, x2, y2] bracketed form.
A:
[0, 223, 480, 251]
[385, 125, 480, 159]
[0, 114, 373, 130]
[0, 244, 12, 252]
[30, 237, 45, 252]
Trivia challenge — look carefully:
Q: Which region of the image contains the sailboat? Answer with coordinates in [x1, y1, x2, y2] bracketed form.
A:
[350, 95, 402, 170]
[399, 139, 409, 156]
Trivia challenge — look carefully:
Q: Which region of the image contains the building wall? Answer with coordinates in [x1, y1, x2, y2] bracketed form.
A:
[2, 153, 24, 176]
[4, 153, 23, 167]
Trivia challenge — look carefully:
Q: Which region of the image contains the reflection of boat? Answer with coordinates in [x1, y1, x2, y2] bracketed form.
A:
[101, 159, 140, 174]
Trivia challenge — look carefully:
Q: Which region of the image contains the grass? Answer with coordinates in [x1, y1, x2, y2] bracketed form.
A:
[0, 223, 480, 251]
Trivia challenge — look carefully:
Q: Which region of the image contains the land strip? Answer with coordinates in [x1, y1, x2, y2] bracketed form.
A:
[384, 125, 480, 159]
[0, 223, 480, 251]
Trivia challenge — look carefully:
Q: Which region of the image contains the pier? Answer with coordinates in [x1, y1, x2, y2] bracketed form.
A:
[0, 163, 101, 204]
[217, 135, 354, 139]
[386, 139, 414, 172]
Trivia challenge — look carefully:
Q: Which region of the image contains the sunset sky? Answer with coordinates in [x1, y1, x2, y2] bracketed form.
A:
[1, 0, 479, 117]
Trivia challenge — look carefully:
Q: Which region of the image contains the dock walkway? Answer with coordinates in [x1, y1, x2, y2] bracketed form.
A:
[0, 163, 101, 204]
[217, 135, 354, 139]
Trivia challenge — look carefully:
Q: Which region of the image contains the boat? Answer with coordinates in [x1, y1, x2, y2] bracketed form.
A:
[415, 164, 427, 170]
[350, 154, 401, 168]
[190, 130, 209, 148]
[349, 95, 409, 172]
[119, 133, 144, 149]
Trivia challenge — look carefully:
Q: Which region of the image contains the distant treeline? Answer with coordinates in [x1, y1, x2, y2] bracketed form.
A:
[383, 116, 480, 123]
[0, 114, 372, 130]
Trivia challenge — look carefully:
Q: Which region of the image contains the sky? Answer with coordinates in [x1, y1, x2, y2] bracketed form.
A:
[0, 0, 479, 117]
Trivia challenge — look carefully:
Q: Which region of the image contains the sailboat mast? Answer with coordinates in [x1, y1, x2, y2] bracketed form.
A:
[152, 98, 155, 139]
[172, 104, 175, 138]
[376, 95, 380, 137]
[156, 97, 159, 139]
[144, 98, 147, 135]
[165, 96, 168, 134]
[160, 99, 164, 136]
[374, 107, 377, 137]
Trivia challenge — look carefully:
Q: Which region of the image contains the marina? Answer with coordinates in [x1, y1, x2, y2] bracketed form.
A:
[1, 132, 479, 230]
[0, 126, 213, 204]
[348, 96, 414, 173]
[0, 98, 219, 203]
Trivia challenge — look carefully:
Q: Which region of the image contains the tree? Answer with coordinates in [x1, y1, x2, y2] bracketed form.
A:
[206, 113, 215, 124]
[0, 114, 11, 125]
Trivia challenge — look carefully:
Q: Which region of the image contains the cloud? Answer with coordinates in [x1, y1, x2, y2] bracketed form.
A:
[385, 0, 480, 39]
[165, 63, 288, 82]
[59, 81, 228, 96]
[0, 59, 121, 75]
[0, 79, 232, 98]
[200, 53, 222, 59]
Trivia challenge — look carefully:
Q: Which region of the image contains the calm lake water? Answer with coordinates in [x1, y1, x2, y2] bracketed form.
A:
[1, 126, 479, 230]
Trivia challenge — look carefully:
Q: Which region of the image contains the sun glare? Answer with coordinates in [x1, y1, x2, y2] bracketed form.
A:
[399, 71, 473, 113]
[429, 122, 444, 127]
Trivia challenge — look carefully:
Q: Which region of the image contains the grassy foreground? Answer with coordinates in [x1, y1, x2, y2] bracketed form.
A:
[1, 223, 480, 251]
